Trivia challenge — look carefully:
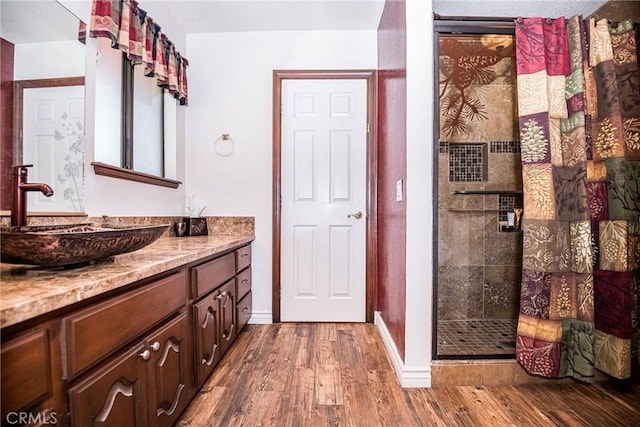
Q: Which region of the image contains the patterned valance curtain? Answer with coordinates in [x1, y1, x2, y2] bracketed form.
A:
[514, 16, 639, 381]
[89, 0, 189, 106]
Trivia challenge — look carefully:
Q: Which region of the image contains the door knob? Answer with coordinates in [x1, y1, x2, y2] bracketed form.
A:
[347, 211, 363, 219]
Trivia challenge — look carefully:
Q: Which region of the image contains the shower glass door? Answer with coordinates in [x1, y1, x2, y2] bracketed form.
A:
[434, 24, 523, 359]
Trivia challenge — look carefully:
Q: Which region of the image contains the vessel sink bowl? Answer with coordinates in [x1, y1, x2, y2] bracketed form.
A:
[0, 223, 169, 267]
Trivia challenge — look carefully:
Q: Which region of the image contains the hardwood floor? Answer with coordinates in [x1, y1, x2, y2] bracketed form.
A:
[176, 323, 640, 427]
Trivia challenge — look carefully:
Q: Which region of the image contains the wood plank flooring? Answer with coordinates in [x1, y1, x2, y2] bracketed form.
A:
[176, 323, 640, 427]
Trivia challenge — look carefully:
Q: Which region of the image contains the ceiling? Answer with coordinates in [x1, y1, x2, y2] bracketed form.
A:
[0, 1, 82, 44]
[161, 0, 607, 33]
[0, 0, 608, 44]
[161, 0, 387, 33]
[432, 0, 607, 21]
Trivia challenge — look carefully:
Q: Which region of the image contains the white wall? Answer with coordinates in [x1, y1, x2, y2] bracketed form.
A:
[403, 0, 433, 387]
[14, 40, 85, 80]
[185, 30, 378, 322]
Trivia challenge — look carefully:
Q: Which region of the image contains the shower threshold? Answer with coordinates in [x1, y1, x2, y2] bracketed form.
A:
[437, 319, 517, 358]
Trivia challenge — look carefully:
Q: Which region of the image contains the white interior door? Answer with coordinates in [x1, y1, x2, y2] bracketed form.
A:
[280, 79, 368, 322]
[22, 85, 85, 212]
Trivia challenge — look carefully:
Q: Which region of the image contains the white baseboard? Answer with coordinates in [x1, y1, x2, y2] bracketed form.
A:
[374, 311, 431, 388]
[248, 310, 272, 324]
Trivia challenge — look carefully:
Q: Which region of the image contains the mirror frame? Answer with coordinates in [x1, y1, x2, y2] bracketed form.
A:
[14, 76, 85, 164]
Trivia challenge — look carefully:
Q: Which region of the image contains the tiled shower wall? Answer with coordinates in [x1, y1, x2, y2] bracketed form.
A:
[437, 142, 523, 321]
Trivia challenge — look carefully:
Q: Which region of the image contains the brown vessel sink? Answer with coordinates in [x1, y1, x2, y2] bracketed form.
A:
[0, 223, 169, 267]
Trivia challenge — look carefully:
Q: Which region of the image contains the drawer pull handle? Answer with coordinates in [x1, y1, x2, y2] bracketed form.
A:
[241, 279, 249, 284]
[150, 341, 160, 352]
[242, 307, 251, 313]
[241, 253, 249, 258]
[139, 350, 150, 361]
[223, 324, 235, 340]
[202, 344, 218, 366]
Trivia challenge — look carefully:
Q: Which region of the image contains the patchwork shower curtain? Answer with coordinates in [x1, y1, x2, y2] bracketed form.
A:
[514, 16, 640, 381]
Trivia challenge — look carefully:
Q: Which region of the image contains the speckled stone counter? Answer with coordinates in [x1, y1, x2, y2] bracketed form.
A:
[1, 217, 254, 329]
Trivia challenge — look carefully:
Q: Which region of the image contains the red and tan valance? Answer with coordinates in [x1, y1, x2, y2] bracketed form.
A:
[89, 0, 188, 105]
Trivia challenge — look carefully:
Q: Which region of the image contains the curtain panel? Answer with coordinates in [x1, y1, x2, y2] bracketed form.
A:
[89, 0, 189, 105]
[515, 16, 639, 381]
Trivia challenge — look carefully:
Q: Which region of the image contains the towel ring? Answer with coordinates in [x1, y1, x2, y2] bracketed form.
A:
[215, 133, 235, 157]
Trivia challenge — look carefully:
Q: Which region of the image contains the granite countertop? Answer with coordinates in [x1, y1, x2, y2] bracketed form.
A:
[0, 234, 254, 329]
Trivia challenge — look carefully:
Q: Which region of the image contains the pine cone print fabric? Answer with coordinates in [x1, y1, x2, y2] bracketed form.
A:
[515, 16, 639, 381]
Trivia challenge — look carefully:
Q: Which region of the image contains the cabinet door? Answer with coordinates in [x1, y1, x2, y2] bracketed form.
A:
[69, 344, 147, 427]
[219, 279, 237, 356]
[146, 313, 192, 427]
[192, 292, 221, 388]
[1, 329, 52, 418]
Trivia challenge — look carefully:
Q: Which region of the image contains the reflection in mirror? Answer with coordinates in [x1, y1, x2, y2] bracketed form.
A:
[124, 56, 165, 177]
[0, 0, 86, 213]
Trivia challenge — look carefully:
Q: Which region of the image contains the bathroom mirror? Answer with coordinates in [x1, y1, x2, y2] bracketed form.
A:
[0, 0, 86, 213]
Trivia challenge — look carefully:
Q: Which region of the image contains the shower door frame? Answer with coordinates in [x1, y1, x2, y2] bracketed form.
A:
[432, 17, 517, 360]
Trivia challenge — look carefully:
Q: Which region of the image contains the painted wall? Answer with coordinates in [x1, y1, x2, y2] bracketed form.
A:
[376, 0, 407, 359]
[375, 0, 433, 387]
[185, 30, 378, 322]
[0, 39, 14, 211]
[13, 40, 85, 80]
[404, 0, 433, 384]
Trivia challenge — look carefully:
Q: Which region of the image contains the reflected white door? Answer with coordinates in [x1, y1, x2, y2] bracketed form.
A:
[22, 85, 85, 212]
[281, 79, 367, 322]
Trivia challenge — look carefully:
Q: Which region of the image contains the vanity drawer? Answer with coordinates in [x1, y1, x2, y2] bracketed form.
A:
[192, 253, 236, 299]
[236, 291, 252, 333]
[63, 270, 186, 379]
[236, 245, 251, 272]
[236, 267, 252, 301]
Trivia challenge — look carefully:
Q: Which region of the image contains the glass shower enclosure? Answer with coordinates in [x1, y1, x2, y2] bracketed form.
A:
[433, 20, 523, 359]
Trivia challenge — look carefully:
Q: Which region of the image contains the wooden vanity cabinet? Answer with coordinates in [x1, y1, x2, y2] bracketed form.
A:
[68, 312, 191, 427]
[1, 322, 66, 426]
[235, 245, 252, 334]
[218, 279, 237, 357]
[192, 285, 223, 388]
[1, 241, 252, 426]
[191, 273, 237, 388]
[68, 341, 148, 426]
[65, 270, 193, 427]
[144, 313, 192, 427]
[192, 277, 237, 388]
[191, 245, 251, 389]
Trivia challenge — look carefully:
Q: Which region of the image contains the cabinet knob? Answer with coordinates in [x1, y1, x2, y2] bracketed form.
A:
[150, 341, 160, 352]
[139, 350, 150, 361]
[242, 279, 249, 284]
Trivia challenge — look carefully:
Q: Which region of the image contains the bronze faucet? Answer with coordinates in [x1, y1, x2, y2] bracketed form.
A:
[11, 164, 54, 227]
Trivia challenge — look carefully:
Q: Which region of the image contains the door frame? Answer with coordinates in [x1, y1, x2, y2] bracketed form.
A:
[272, 69, 377, 323]
[13, 77, 85, 164]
